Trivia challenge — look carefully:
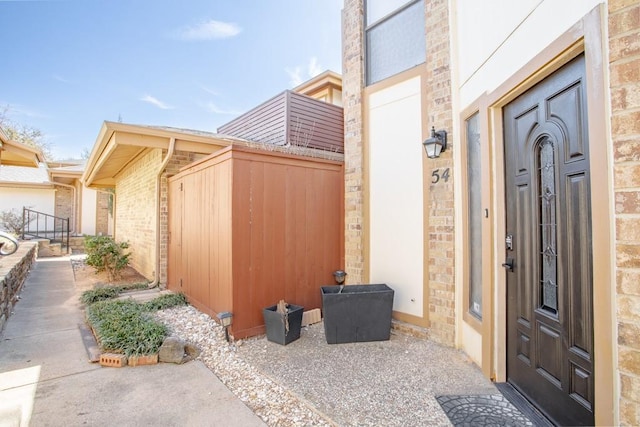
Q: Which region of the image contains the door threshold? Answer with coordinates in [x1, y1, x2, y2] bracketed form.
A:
[495, 382, 555, 427]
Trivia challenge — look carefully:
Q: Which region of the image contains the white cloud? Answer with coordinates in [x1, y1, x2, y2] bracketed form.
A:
[285, 66, 304, 87]
[174, 20, 242, 41]
[140, 95, 173, 110]
[0, 102, 47, 119]
[53, 74, 70, 83]
[286, 57, 324, 87]
[307, 57, 323, 77]
[200, 85, 219, 96]
[203, 102, 241, 115]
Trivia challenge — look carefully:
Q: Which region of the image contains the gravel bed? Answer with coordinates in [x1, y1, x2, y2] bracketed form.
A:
[155, 305, 498, 427]
[154, 306, 333, 426]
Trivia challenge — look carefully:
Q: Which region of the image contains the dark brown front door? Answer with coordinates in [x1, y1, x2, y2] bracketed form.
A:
[504, 54, 594, 426]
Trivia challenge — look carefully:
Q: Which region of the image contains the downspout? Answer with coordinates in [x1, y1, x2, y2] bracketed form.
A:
[54, 182, 77, 235]
[150, 137, 176, 288]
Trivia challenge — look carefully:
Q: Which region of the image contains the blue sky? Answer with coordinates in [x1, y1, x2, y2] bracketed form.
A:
[0, 0, 343, 160]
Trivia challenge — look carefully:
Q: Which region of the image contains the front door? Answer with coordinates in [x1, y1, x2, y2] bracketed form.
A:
[504, 54, 594, 426]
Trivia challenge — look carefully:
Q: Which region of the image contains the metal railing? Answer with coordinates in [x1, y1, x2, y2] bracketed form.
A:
[0, 231, 19, 256]
[22, 207, 70, 253]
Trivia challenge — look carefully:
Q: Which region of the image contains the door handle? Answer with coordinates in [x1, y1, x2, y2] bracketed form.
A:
[502, 257, 514, 271]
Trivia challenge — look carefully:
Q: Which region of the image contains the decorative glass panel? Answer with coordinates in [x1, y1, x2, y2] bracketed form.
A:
[467, 112, 482, 318]
[365, 0, 426, 85]
[538, 139, 558, 315]
[366, 0, 413, 25]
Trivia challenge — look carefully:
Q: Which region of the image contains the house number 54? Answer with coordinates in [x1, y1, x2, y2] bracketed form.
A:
[431, 168, 450, 184]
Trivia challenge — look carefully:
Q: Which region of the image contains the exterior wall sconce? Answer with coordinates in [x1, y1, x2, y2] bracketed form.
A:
[333, 270, 347, 284]
[423, 126, 448, 158]
[217, 311, 233, 342]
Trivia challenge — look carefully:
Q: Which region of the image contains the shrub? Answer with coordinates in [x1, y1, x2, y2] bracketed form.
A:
[0, 209, 25, 236]
[84, 236, 131, 281]
[142, 293, 188, 311]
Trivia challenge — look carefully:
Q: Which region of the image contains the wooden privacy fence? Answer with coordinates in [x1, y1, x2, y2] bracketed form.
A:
[167, 145, 344, 339]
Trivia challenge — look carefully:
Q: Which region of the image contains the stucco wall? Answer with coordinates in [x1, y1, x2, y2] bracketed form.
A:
[80, 186, 98, 235]
[0, 187, 55, 217]
[368, 77, 424, 317]
[456, 0, 603, 107]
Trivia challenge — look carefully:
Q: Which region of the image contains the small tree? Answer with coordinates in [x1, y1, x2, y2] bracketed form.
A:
[0, 209, 25, 236]
[84, 236, 131, 281]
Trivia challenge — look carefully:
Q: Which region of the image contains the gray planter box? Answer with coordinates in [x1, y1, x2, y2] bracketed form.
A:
[321, 284, 394, 344]
[263, 304, 304, 345]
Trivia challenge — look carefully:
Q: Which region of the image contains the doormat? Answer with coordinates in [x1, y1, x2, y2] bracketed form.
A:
[436, 394, 534, 427]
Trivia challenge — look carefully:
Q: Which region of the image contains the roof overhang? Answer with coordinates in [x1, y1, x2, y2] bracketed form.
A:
[293, 70, 342, 96]
[0, 129, 45, 167]
[0, 181, 53, 189]
[82, 121, 240, 188]
[50, 168, 83, 186]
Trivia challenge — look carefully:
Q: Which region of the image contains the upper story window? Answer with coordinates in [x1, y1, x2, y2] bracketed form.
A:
[365, 0, 426, 86]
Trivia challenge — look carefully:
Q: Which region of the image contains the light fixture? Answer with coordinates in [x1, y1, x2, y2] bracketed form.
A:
[333, 270, 347, 285]
[423, 126, 447, 158]
[217, 311, 233, 342]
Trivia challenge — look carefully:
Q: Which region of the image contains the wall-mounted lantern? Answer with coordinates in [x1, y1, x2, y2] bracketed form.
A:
[217, 311, 233, 342]
[423, 126, 448, 158]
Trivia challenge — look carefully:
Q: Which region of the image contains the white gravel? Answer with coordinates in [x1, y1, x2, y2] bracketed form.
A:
[155, 304, 498, 427]
[154, 306, 334, 427]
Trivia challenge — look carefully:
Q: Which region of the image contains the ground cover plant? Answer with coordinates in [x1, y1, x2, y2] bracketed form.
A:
[80, 282, 149, 305]
[84, 292, 188, 356]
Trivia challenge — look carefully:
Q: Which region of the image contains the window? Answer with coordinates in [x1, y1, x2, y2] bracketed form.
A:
[466, 112, 482, 319]
[365, 0, 426, 85]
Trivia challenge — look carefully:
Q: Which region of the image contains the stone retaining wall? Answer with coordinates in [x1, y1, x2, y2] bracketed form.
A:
[0, 242, 38, 333]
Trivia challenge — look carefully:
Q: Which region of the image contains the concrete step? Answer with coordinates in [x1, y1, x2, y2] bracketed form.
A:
[35, 239, 65, 257]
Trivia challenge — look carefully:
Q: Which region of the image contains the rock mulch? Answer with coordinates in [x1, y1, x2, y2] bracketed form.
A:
[154, 306, 333, 427]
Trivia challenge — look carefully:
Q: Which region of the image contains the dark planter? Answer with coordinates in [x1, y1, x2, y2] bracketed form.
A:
[262, 304, 304, 345]
[321, 284, 394, 344]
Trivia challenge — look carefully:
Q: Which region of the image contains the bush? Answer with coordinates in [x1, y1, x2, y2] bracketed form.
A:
[86, 299, 167, 357]
[84, 236, 131, 281]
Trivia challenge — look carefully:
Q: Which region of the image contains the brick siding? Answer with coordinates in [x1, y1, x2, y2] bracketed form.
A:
[342, 0, 455, 345]
[54, 185, 74, 231]
[95, 191, 110, 236]
[609, 1, 640, 424]
[115, 149, 163, 280]
[342, 0, 366, 284]
[423, 0, 455, 346]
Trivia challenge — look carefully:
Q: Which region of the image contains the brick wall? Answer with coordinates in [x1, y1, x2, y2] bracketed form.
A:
[342, 0, 366, 284]
[609, 0, 640, 424]
[342, 0, 455, 344]
[54, 185, 74, 231]
[115, 149, 163, 280]
[95, 191, 110, 236]
[424, 0, 455, 345]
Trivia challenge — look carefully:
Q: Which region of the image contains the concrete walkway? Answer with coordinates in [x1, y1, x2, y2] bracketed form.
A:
[0, 256, 266, 427]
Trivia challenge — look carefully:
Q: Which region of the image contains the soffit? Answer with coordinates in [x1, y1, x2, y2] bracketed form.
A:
[83, 122, 237, 188]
